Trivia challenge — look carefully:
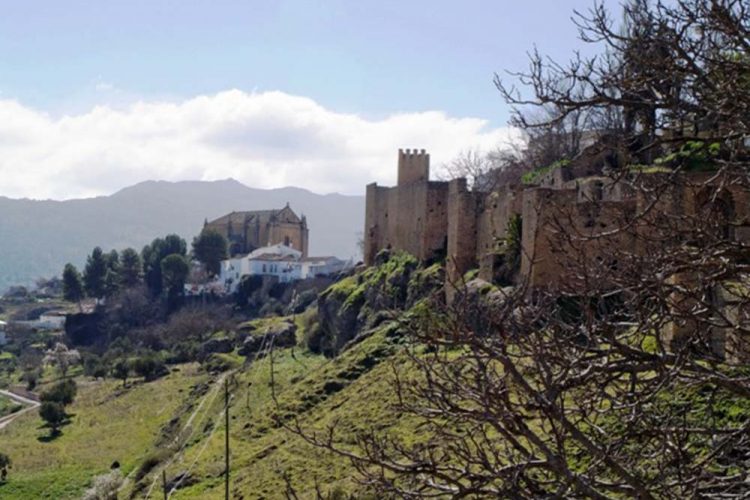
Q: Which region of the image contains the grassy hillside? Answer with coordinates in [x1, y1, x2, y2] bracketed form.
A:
[0, 320, 415, 499]
[0, 251, 440, 499]
[0, 365, 209, 499]
[2, 250, 746, 498]
[163, 326, 416, 499]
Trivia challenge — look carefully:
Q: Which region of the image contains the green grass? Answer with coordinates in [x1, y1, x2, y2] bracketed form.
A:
[154, 324, 418, 499]
[628, 164, 673, 174]
[0, 364, 209, 499]
[522, 159, 570, 185]
[321, 251, 419, 311]
[0, 394, 23, 418]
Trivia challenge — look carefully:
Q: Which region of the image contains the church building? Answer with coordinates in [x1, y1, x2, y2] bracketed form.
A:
[204, 204, 309, 257]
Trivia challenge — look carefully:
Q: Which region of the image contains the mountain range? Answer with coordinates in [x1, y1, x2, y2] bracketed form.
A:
[0, 179, 365, 292]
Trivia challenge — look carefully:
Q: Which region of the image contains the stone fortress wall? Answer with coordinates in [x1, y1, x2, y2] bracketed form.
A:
[364, 147, 750, 362]
[364, 149, 449, 265]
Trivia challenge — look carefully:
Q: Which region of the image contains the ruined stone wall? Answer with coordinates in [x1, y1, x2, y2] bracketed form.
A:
[476, 187, 524, 281]
[364, 183, 393, 265]
[420, 182, 450, 261]
[446, 178, 481, 285]
[633, 172, 750, 257]
[521, 188, 637, 289]
[575, 176, 634, 203]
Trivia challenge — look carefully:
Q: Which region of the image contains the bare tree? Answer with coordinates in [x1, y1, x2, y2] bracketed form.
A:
[440, 145, 526, 192]
[285, 2, 750, 498]
[43, 343, 81, 378]
[495, 0, 750, 165]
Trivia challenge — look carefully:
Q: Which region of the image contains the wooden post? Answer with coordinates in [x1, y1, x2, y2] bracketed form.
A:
[163, 469, 168, 500]
[225, 378, 230, 500]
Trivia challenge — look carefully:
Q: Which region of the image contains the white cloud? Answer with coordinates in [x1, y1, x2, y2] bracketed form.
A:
[0, 89, 520, 200]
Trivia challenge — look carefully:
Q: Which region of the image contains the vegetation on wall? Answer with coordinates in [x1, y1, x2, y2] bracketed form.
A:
[521, 159, 570, 185]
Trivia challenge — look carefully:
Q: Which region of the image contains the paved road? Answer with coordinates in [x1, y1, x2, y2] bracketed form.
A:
[0, 388, 40, 430]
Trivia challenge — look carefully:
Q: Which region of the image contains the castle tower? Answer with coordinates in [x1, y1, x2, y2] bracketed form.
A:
[397, 148, 430, 186]
[446, 178, 480, 297]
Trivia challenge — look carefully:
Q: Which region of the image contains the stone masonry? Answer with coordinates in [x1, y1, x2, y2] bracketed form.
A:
[205, 204, 309, 257]
[364, 147, 750, 362]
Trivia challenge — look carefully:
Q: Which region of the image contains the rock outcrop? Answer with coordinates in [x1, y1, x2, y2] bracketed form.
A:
[239, 320, 297, 357]
[312, 251, 444, 356]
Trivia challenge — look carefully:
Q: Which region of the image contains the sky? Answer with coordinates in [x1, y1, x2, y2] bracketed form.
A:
[0, 0, 621, 200]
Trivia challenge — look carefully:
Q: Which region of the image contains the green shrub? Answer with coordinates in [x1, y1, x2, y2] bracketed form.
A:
[259, 298, 284, 317]
[40, 379, 77, 406]
[83, 354, 108, 379]
[21, 367, 41, 390]
[654, 140, 720, 171]
[132, 355, 167, 381]
[111, 359, 130, 386]
[39, 401, 66, 434]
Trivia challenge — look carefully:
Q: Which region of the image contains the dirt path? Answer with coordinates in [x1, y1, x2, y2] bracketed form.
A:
[0, 388, 40, 430]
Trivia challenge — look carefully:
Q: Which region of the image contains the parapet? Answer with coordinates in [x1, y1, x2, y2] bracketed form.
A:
[398, 148, 430, 186]
[449, 177, 469, 195]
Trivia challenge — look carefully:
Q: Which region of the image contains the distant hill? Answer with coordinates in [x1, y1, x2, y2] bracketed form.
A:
[0, 179, 364, 292]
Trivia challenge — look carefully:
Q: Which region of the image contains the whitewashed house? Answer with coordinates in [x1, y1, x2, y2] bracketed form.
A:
[37, 311, 67, 330]
[216, 244, 349, 294]
[0, 320, 7, 346]
[300, 256, 348, 278]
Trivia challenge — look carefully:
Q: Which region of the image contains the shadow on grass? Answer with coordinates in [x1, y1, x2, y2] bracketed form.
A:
[36, 416, 74, 442]
[37, 431, 61, 443]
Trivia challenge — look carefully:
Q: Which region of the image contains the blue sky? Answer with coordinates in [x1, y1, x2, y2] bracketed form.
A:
[0, 0, 622, 199]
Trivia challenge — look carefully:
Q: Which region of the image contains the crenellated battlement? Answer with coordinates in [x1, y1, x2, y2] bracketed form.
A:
[397, 148, 430, 186]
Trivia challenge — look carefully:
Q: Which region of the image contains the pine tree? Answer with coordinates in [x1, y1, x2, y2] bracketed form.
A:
[62, 263, 84, 309]
[83, 247, 108, 299]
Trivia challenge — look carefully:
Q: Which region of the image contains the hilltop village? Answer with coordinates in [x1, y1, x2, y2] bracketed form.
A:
[199, 205, 348, 294]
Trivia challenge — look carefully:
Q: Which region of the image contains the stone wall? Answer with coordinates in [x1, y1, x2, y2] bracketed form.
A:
[364, 148, 749, 362]
[364, 150, 449, 266]
[520, 187, 637, 289]
[398, 148, 430, 185]
[269, 222, 309, 257]
[476, 187, 523, 281]
[446, 178, 481, 286]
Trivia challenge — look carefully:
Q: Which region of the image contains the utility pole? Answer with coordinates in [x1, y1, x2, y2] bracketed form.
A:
[225, 378, 230, 500]
[162, 469, 168, 500]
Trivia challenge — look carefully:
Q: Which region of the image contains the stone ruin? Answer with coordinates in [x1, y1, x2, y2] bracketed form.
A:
[364, 146, 750, 363]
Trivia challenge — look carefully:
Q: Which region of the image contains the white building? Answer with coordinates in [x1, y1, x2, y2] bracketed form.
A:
[37, 311, 67, 330]
[0, 320, 6, 346]
[216, 244, 348, 294]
